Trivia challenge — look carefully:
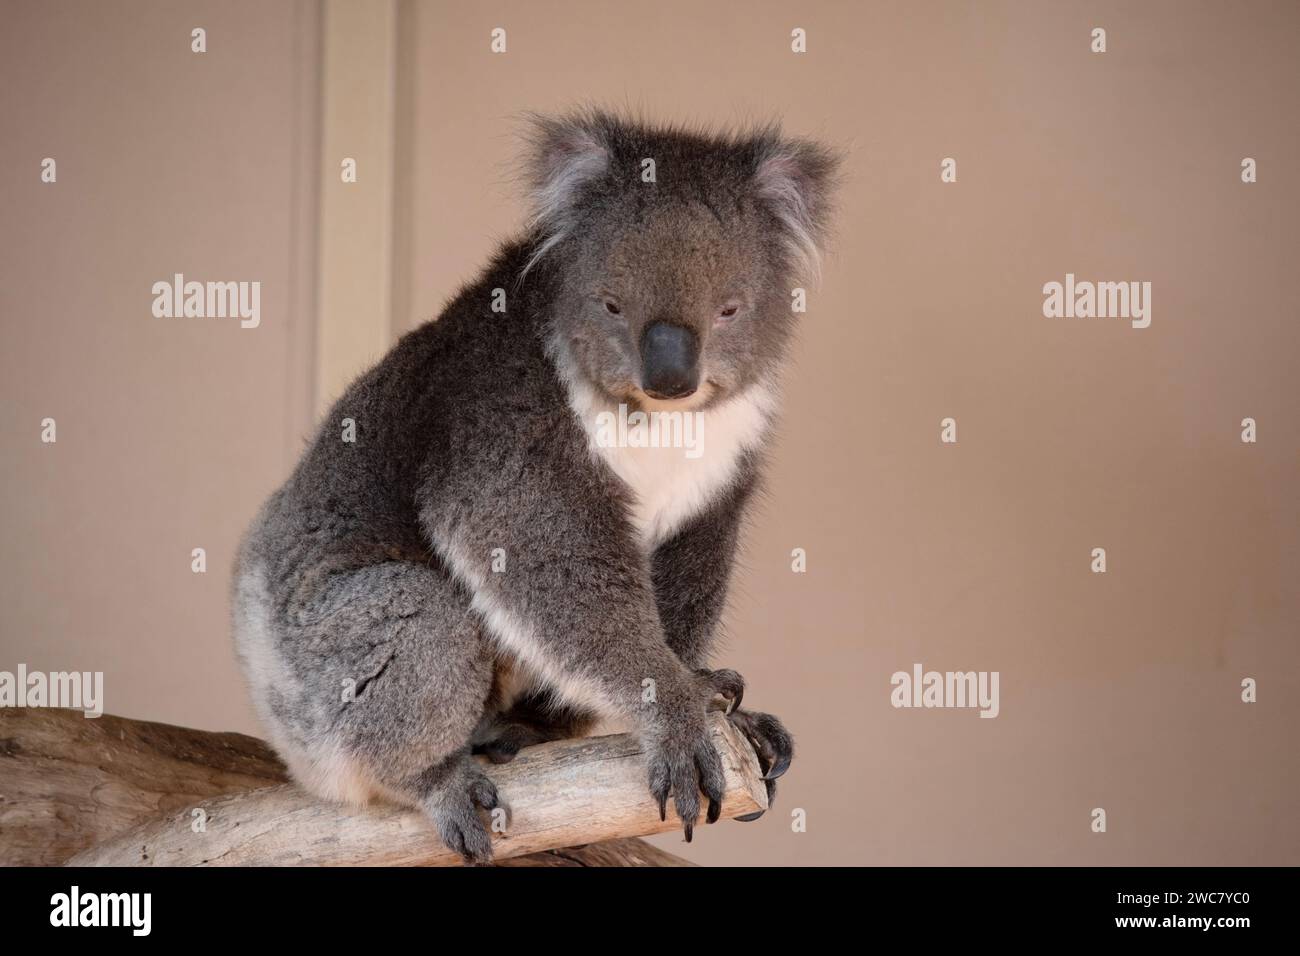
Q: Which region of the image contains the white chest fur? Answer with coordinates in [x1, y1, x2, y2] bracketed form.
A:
[566, 379, 776, 548]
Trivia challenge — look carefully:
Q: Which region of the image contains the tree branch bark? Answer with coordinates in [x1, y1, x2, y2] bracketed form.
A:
[0, 708, 764, 867]
[0, 708, 287, 866]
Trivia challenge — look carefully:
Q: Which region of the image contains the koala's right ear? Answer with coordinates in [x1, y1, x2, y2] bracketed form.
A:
[751, 130, 841, 284]
[518, 111, 612, 274]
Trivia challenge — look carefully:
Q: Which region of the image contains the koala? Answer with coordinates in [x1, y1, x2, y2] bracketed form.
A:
[232, 109, 838, 864]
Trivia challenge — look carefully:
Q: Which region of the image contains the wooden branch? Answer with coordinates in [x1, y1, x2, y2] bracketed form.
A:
[0, 708, 762, 867]
[0, 708, 288, 866]
[67, 711, 764, 866]
[496, 836, 695, 867]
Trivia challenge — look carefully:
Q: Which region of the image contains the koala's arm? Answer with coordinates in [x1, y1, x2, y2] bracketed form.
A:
[418, 419, 735, 830]
[651, 463, 760, 669]
[650, 458, 794, 809]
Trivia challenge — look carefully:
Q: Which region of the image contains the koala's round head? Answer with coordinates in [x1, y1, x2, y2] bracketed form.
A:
[519, 109, 839, 410]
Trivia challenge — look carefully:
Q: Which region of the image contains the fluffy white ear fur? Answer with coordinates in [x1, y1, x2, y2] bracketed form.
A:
[520, 115, 610, 278]
[753, 136, 839, 284]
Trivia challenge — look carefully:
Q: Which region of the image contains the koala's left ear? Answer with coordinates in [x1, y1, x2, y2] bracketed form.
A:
[752, 132, 841, 281]
[518, 110, 613, 275]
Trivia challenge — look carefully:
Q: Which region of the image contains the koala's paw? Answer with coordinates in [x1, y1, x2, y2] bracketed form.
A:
[646, 711, 727, 843]
[726, 708, 794, 822]
[423, 758, 501, 866]
[695, 667, 745, 713]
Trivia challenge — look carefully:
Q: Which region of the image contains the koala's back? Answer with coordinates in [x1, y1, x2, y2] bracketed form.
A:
[259, 239, 569, 556]
[230, 240, 583, 799]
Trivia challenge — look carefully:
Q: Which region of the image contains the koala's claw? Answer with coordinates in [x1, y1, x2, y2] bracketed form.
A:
[647, 727, 727, 841]
[696, 667, 745, 714]
[706, 790, 722, 825]
[727, 709, 794, 823]
[424, 760, 501, 866]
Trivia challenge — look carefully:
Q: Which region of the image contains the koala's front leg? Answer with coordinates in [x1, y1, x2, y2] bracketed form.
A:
[650, 464, 795, 820]
[651, 463, 758, 669]
[421, 464, 734, 838]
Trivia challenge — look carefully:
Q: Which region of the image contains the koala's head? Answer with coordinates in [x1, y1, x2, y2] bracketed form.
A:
[520, 109, 839, 410]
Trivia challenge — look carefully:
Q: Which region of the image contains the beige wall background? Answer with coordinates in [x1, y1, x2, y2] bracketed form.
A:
[2, 0, 1297, 866]
[2, 0, 319, 733]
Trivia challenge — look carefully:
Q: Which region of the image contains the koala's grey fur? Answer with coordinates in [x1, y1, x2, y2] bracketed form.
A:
[232, 109, 838, 864]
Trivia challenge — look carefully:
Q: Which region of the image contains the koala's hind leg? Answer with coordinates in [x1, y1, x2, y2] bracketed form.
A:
[256, 559, 502, 863]
[470, 689, 600, 764]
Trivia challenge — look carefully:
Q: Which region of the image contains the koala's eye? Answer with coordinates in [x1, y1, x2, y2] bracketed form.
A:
[603, 300, 622, 316]
[716, 303, 741, 323]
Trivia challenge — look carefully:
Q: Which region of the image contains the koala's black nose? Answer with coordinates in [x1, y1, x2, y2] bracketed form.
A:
[640, 322, 700, 400]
